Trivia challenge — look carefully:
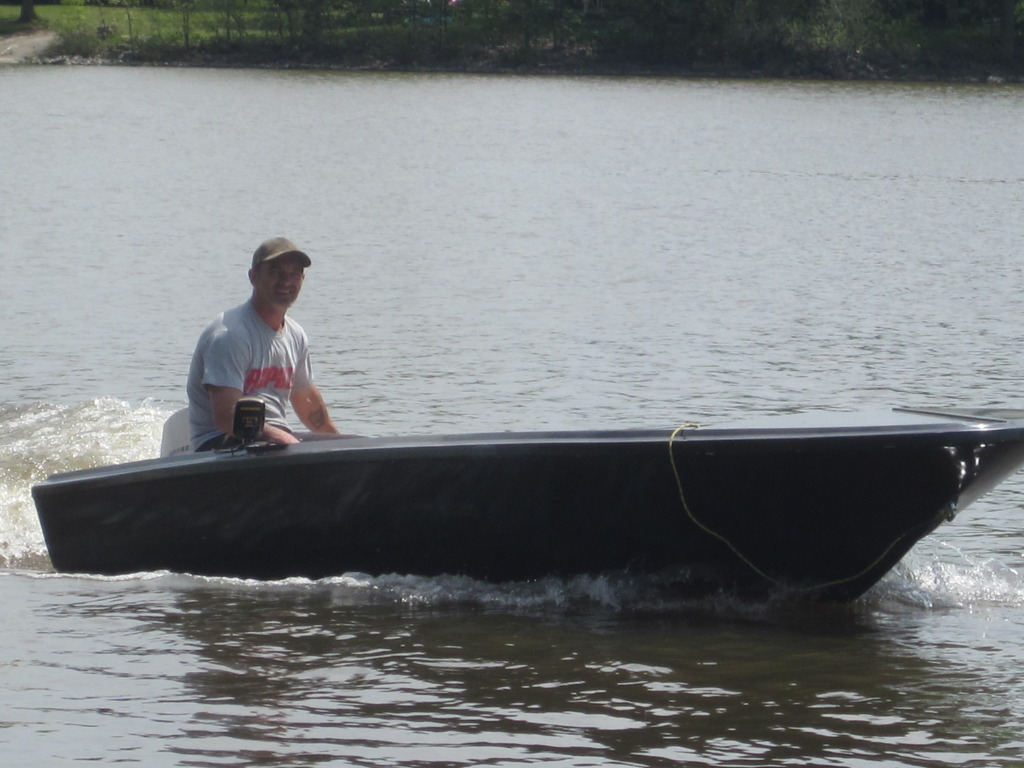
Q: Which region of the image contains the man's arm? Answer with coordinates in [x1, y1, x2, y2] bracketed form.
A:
[206, 384, 299, 444]
[291, 385, 339, 434]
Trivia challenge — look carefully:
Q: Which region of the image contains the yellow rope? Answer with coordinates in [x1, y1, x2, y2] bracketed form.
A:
[667, 424, 921, 596]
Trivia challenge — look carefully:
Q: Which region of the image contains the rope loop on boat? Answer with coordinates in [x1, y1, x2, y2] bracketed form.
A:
[667, 424, 915, 596]
[668, 424, 778, 585]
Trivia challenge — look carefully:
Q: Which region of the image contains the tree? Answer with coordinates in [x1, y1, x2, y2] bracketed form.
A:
[19, 0, 38, 24]
[999, 0, 1016, 59]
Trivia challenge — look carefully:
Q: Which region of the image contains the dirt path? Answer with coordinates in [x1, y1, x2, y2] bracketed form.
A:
[0, 30, 57, 64]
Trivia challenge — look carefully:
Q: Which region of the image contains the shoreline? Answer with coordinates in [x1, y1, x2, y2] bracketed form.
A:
[3, 30, 1020, 83]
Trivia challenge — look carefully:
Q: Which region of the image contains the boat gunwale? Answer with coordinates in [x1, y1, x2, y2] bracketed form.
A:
[31, 409, 1024, 493]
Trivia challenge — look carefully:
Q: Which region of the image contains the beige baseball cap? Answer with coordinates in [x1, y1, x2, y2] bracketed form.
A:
[251, 237, 311, 269]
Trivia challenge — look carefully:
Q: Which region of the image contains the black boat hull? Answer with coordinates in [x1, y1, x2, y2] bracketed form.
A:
[32, 409, 1024, 601]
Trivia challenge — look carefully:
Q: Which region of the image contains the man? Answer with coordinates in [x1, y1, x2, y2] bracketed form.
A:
[187, 237, 339, 451]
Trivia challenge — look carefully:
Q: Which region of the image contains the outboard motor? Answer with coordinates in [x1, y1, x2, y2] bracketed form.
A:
[160, 408, 193, 457]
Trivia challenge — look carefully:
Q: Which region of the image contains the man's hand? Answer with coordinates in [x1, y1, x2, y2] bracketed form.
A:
[206, 385, 299, 444]
[261, 424, 300, 445]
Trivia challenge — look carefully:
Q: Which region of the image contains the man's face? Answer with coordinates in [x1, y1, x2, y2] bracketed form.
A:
[250, 255, 306, 309]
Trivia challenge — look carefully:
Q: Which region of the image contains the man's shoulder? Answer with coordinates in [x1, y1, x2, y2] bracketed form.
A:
[222, 301, 255, 325]
[203, 302, 253, 333]
[283, 313, 307, 334]
[282, 315, 310, 347]
[195, 302, 255, 352]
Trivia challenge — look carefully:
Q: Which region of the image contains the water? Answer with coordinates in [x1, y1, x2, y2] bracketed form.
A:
[3, 66, 1024, 765]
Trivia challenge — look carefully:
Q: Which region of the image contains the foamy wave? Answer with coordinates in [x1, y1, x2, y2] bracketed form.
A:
[315, 557, 1024, 614]
[19, 558, 1024, 619]
[0, 399, 171, 566]
[321, 571, 654, 610]
[22, 569, 727, 612]
[867, 547, 1024, 609]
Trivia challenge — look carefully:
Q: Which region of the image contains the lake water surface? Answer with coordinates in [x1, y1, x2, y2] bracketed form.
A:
[2, 66, 1024, 766]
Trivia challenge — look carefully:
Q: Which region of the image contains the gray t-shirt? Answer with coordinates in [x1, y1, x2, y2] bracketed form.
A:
[187, 300, 313, 449]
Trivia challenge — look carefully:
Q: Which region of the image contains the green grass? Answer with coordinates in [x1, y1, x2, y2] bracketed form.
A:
[1, 5, 132, 38]
[2, 4, 112, 31]
[2, 3, 449, 65]
[3, 5, 222, 45]
[0, 5, 41, 36]
[3, 4, 257, 61]
[2, 4, 366, 61]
